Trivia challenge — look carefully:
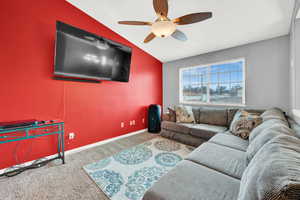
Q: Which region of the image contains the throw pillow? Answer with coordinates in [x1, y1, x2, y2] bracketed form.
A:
[230, 110, 262, 140]
[167, 107, 176, 122]
[175, 105, 195, 123]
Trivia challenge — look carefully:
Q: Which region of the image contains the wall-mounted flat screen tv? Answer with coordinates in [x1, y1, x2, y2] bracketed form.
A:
[54, 21, 132, 82]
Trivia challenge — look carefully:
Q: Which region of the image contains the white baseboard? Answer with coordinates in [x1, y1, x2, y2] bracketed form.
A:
[0, 129, 147, 174]
[65, 129, 147, 155]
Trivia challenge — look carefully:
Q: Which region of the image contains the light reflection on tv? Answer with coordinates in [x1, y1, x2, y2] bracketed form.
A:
[54, 21, 132, 82]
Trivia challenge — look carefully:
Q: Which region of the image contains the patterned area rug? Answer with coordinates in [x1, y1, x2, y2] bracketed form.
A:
[83, 137, 194, 200]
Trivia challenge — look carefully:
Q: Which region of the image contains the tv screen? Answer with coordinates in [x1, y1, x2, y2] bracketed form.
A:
[54, 21, 132, 82]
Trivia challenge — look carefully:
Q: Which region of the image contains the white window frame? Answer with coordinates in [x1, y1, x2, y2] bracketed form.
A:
[179, 58, 246, 107]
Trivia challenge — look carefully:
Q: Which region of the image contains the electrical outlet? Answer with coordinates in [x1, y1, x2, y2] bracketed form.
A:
[69, 132, 75, 140]
[142, 118, 145, 124]
[121, 122, 124, 128]
[132, 120, 135, 125]
[130, 121, 133, 126]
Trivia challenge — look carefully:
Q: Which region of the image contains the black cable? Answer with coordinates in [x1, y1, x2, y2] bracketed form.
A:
[4, 130, 37, 177]
[0, 158, 52, 177]
[2, 126, 63, 178]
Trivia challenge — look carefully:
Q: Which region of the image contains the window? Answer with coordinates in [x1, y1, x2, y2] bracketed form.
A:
[179, 59, 245, 106]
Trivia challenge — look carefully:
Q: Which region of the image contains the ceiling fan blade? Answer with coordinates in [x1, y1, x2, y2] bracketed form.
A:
[118, 21, 152, 26]
[171, 30, 188, 42]
[144, 33, 156, 43]
[153, 0, 168, 17]
[173, 12, 212, 25]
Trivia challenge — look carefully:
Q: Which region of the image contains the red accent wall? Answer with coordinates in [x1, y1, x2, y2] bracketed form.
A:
[0, 0, 162, 169]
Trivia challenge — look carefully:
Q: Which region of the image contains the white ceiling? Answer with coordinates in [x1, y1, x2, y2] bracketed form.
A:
[67, 0, 294, 62]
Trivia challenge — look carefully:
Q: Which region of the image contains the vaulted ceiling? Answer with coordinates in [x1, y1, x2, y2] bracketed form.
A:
[67, 0, 295, 62]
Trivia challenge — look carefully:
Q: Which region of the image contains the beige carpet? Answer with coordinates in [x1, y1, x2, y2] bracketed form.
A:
[0, 132, 157, 200]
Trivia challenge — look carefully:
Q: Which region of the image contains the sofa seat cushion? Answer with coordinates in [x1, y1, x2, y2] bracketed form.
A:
[238, 135, 300, 200]
[143, 160, 240, 200]
[161, 121, 192, 134]
[189, 123, 228, 140]
[209, 133, 249, 151]
[160, 129, 205, 147]
[186, 142, 247, 179]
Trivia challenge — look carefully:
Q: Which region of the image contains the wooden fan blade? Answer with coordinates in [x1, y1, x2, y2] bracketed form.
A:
[144, 33, 156, 43]
[118, 21, 152, 26]
[153, 0, 168, 17]
[171, 30, 187, 42]
[173, 12, 212, 25]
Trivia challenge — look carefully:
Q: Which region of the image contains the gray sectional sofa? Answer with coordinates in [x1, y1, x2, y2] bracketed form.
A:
[143, 107, 300, 200]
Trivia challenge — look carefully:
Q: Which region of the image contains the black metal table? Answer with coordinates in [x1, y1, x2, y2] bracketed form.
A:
[0, 121, 65, 176]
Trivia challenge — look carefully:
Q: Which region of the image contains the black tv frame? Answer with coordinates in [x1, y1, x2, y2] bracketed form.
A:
[54, 21, 132, 83]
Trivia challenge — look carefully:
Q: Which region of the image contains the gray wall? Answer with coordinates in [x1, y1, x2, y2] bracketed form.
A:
[290, 0, 300, 123]
[294, 19, 300, 109]
[163, 36, 290, 112]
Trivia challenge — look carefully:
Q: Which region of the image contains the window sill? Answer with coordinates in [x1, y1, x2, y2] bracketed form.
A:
[180, 101, 246, 108]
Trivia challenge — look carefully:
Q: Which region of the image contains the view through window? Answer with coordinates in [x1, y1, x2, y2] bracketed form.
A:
[180, 59, 245, 105]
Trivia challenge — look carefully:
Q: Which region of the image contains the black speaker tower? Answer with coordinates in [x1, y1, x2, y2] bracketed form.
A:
[148, 104, 161, 133]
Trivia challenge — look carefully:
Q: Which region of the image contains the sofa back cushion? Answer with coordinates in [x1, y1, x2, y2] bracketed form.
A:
[191, 107, 201, 124]
[199, 107, 227, 126]
[246, 123, 295, 163]
[261, 107, 288, 123]
[238, 135, 300, 200]
[249, 119, 289, 142]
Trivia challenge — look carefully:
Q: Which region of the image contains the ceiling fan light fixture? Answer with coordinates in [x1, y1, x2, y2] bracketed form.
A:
[151, 20, 176, 38]
[118, 0, 213, 43]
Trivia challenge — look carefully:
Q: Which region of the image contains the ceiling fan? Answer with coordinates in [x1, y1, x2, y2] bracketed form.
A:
[118, 0, 212, 43]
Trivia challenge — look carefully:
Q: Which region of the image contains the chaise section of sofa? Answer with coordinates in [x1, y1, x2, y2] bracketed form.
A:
[143, 160, 241, 200]
[143, 134, 245, 200]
